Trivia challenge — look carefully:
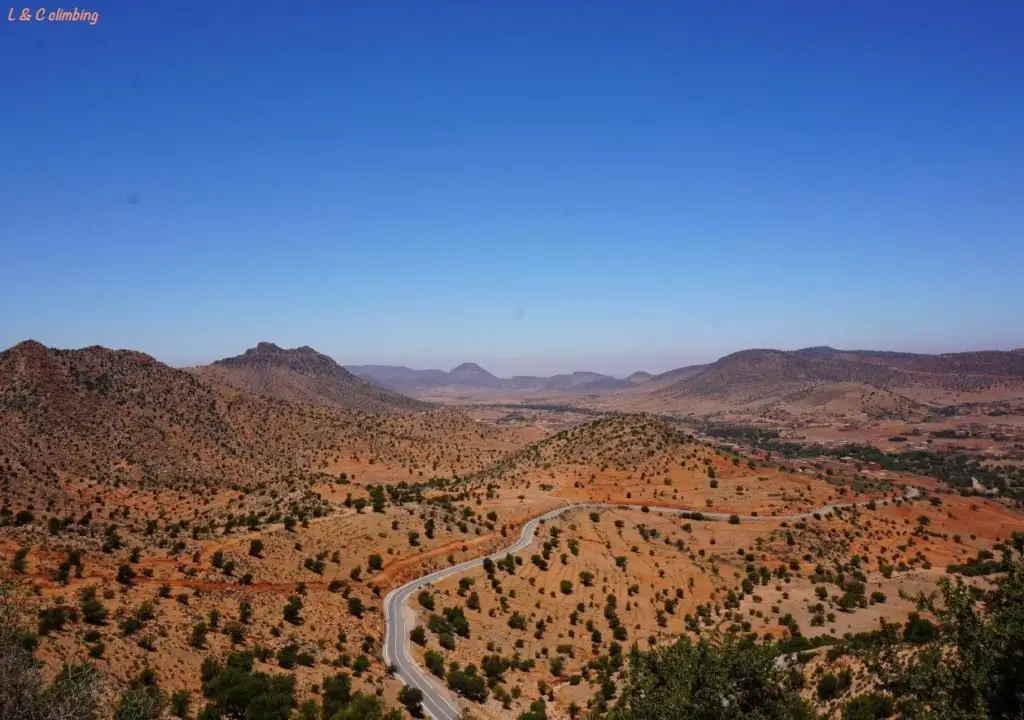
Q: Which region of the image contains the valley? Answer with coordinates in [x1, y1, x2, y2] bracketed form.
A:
[2, 340, 1024, 720]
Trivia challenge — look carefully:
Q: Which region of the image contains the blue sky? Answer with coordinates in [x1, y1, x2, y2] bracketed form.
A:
[2, 2, 1022, 375]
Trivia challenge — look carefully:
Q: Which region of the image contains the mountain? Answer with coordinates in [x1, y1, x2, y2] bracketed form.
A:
[348, 363, 632, 395]
[343, 365, 449, 393]
[448, 362, 502, 388]
[0, 340, 320, 495]
[0, 341, 516, 508]
[652, 346, 1024, 412]
[477, 413, 694, 481]
[504, 371, 632, 393]
[626, 371, 653, 384]
[194, 342, 430, 413]
[626, 363, 709, 392]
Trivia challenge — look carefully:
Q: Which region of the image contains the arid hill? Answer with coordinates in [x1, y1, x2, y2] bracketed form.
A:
[194, 342, 431, 413]
[627, 362, 709, 392]
[0, 341, 524, 517]
[476, 413, 693, 482]
[3, 340, 1024, 720]
[649, 346, 1024, 413]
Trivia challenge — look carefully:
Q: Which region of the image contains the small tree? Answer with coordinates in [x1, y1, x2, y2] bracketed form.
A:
[283, 595, 303, 625]
[398, 685, 424, 717]
[321, 673, 352, 718]
[190, 622, 208, 649]
[116, 564, 137, 585]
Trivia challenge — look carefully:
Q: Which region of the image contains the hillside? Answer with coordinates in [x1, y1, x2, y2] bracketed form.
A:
[0, 341, 524, 517]
[194, 342, 430, 413]
[0, 342, 533, 720]
[4, 341, 1023, 720]
[627, 363, 709, 392]
[476, 413, 694, 482]
[651, 346, 1024, 412]
[760, 382, 934, 422]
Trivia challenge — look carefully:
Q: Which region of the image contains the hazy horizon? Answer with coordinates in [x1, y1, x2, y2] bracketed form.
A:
[5, 336, 1022, 379]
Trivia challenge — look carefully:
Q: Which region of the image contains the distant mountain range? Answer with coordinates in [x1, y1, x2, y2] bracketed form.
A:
[6, 339, 1023, 437]
[347, 362, 637, 394]
[351, 346, 1024, 416]
[193, 342, 431, 413]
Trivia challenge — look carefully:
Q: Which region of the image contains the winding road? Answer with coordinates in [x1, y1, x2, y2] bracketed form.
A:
[383, 491, 918, 720]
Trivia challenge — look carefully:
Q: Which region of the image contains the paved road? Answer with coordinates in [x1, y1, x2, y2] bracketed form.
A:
[383, 491, 917, 720]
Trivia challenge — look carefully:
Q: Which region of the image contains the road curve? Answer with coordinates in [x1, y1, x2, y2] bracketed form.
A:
[383, 493, 914, 720]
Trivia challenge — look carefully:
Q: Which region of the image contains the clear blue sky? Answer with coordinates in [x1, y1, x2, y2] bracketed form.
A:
[2, 2, 1022, 375]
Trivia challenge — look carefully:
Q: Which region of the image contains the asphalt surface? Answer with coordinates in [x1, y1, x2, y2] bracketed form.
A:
[382, 491, 918, 720]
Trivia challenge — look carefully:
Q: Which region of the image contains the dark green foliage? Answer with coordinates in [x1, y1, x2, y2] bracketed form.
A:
[170, 690, 191, 718]
[190, 622, 208, 649]
[481, 654, 508, 681]
[447, 666, 488, 703]
[283, 595, 303, 625]
[857, 555, 1024, 720]
[520, 699, 548, 720]
[116, 564, 137, 585]
[1, 582, 102, 720]
[424, 650, 445, 677]
[398, 685, 424, 717]
[79, 587, 108, 625]
[841, 694, 893, 719]
[443, 606, 470, 637]
[816, 671, 852, 701]
[605, 635, 817, 720]
[38, 604, 75, 635]
[321, 672, 352, 718]
[901, 613, 937, 644]
[11, 546, 29, 573]
[331, 692, 400, 720]
[200, 652, 296, 720]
